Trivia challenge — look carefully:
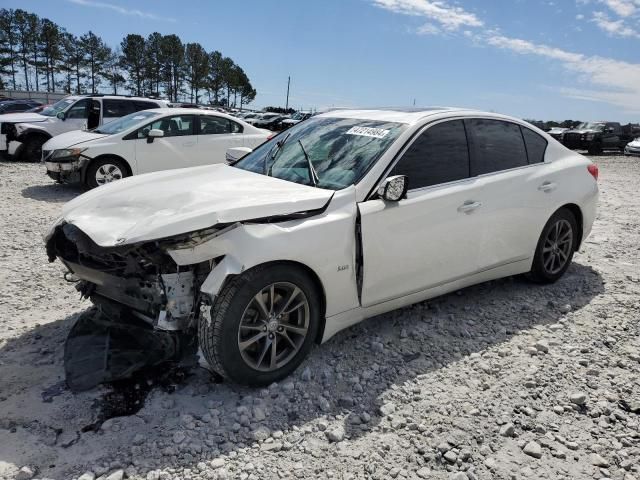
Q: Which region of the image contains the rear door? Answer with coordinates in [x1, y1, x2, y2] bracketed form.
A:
[133, 114, 198, 174]
[358, 119, 485, 307]
[465, 118, 553, 269]
[193, 115, 244, 165]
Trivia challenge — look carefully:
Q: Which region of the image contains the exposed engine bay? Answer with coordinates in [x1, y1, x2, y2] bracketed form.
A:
[47, 222, 217, 332]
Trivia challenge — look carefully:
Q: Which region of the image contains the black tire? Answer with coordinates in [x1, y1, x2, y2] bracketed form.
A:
[22, 135, 48, 162]
[587, 144, 601, 155]
[199, 264, 321, 386]
[85, 157, 129, 189]
[528, 208, 578, 284]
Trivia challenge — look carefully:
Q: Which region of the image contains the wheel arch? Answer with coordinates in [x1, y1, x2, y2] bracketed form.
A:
[557, 203, 584, 250]
[215, 259, 328, 344]
[17, 130, 51, 160]
[82, 153, 133, 184]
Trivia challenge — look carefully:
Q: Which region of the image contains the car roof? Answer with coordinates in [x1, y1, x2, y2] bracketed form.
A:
[143, 107, 245, 115]
[317, 107, 528, 125]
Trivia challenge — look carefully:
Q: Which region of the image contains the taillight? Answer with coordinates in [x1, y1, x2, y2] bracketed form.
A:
[267, 133, 275, 141]
[587, 164, 599, 181]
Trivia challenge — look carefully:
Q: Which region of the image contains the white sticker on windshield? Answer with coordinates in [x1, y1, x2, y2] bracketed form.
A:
[345, 126, 390, 139]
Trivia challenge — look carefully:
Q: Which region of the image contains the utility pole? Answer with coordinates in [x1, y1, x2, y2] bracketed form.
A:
[286, 76, 290, 110]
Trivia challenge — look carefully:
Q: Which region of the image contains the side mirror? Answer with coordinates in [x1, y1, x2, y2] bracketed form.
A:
[226, 146, 253, 164]
[377, 175, 409, 202]
[147, 128, 164, 143]
[56, 111, 65, 120]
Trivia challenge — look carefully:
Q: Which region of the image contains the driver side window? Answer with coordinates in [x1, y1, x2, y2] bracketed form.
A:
[137, 115, 195, 138]
[66, 99, 91, 119]
[391, 120, 470, 190]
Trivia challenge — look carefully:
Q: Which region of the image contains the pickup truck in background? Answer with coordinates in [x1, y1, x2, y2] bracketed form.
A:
[562, 122, 640, 154]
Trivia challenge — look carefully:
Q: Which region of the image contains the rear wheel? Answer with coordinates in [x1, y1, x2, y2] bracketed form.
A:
[528, 208, 577, 283]
[85, 157, 129, 188]
[199, 264, 321, 386]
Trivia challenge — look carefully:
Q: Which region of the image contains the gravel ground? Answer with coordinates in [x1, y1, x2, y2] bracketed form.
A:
[0, 156, 638, 480]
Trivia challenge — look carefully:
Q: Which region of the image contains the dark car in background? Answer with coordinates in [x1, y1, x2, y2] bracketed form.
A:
[562, 122, 638, 154]
[0, 99, 42, 114]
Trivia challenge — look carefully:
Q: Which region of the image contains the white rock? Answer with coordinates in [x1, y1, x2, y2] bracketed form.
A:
[523, 441, 542, 459]
[569, 392, 588, 405]
[15, 467, 35, 480]
[379, 402, 396, 416]
[211, 458, 226, 469]
[325, 425, 345, 442]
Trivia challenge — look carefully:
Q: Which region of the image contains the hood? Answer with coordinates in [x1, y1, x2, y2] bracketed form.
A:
[628, 138, 640, 147]
[60, 164, 334, 247]
[44, 130, 108, 150]
[0, 112, 47, 124]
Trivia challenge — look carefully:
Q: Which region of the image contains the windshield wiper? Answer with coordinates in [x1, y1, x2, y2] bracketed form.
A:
[298, 139, 319, 187]
[264, 132, 291, 175]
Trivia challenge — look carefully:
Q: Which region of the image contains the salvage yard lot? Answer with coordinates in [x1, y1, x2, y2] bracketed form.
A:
[0, 156, 639, 480]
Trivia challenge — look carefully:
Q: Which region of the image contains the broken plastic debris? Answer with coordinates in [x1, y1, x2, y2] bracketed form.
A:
[64, 304, 195, 392]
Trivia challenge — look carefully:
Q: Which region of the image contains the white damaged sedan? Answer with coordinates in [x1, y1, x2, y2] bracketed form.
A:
[46, 108, 599, 385]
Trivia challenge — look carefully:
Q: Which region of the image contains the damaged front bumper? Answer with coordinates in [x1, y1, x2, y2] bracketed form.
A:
[44, 158, 86, 183]
[47, 222, 216, 332]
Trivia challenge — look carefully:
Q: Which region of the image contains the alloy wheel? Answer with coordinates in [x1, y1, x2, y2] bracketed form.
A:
[95, 164, 124, 185]
[542, 219, 573, 275]
[238, 282, 310, 372]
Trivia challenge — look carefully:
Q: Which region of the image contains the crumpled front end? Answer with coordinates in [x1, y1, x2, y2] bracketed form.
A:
[46, 222, 221, 332]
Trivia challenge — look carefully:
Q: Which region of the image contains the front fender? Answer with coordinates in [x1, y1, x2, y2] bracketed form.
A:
[15, 124, 51, 142]
[167, 186, 360, 319]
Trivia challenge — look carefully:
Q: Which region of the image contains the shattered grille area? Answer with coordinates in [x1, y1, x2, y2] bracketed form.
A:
[47, 223, 171, 278]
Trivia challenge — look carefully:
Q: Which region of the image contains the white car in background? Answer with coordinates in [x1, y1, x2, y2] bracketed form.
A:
[0, 95, 169, 162]
[45, 108, 599, 385]
[43, 108, 271, 188]
[624, 137, 640, 157]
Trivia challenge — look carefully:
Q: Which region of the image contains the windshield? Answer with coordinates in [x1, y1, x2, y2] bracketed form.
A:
[233, 116, 407, 190]
[577, 122, 605, 131]
[39, 98, 76, 117]
[93, 111, 160, 135]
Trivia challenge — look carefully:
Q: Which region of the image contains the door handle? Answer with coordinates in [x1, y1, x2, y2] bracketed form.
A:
[457, 201, 482, 214]
[538, 181, 557, 193]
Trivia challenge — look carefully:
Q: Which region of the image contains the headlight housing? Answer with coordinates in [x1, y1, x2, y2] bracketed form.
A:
[585, 133, 595, 141]
[51, 147, 86, 160]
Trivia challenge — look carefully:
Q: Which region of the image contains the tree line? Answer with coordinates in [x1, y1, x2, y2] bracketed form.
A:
[0, 8, 256, 107]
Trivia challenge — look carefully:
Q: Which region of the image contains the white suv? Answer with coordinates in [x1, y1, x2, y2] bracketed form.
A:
[43, 108, 272, 188]
[0, 95, 169, 162]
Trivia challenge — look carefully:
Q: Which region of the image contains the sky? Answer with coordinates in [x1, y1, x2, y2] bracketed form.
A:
[4, 0, 640, 121]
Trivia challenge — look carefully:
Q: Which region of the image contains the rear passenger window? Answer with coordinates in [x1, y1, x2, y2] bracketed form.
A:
[467, 119, 528, 175]
[521, 127, 547, 164]
[199, 116, 243, 134]
[133, 101, 160, 111]
[103, 99, 133, 118]
[390, 120, 469, 189]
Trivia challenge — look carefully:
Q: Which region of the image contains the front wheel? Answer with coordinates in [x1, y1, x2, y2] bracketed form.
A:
[22, 135, 48, 162]
[199, 264, 321, 386]
[85, 157, 129, 189]
[528, 208, 578, 283]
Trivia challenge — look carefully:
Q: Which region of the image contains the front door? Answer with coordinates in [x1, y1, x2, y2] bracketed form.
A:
[358, 119, 483, 307]
[133, 114, 198, 174]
